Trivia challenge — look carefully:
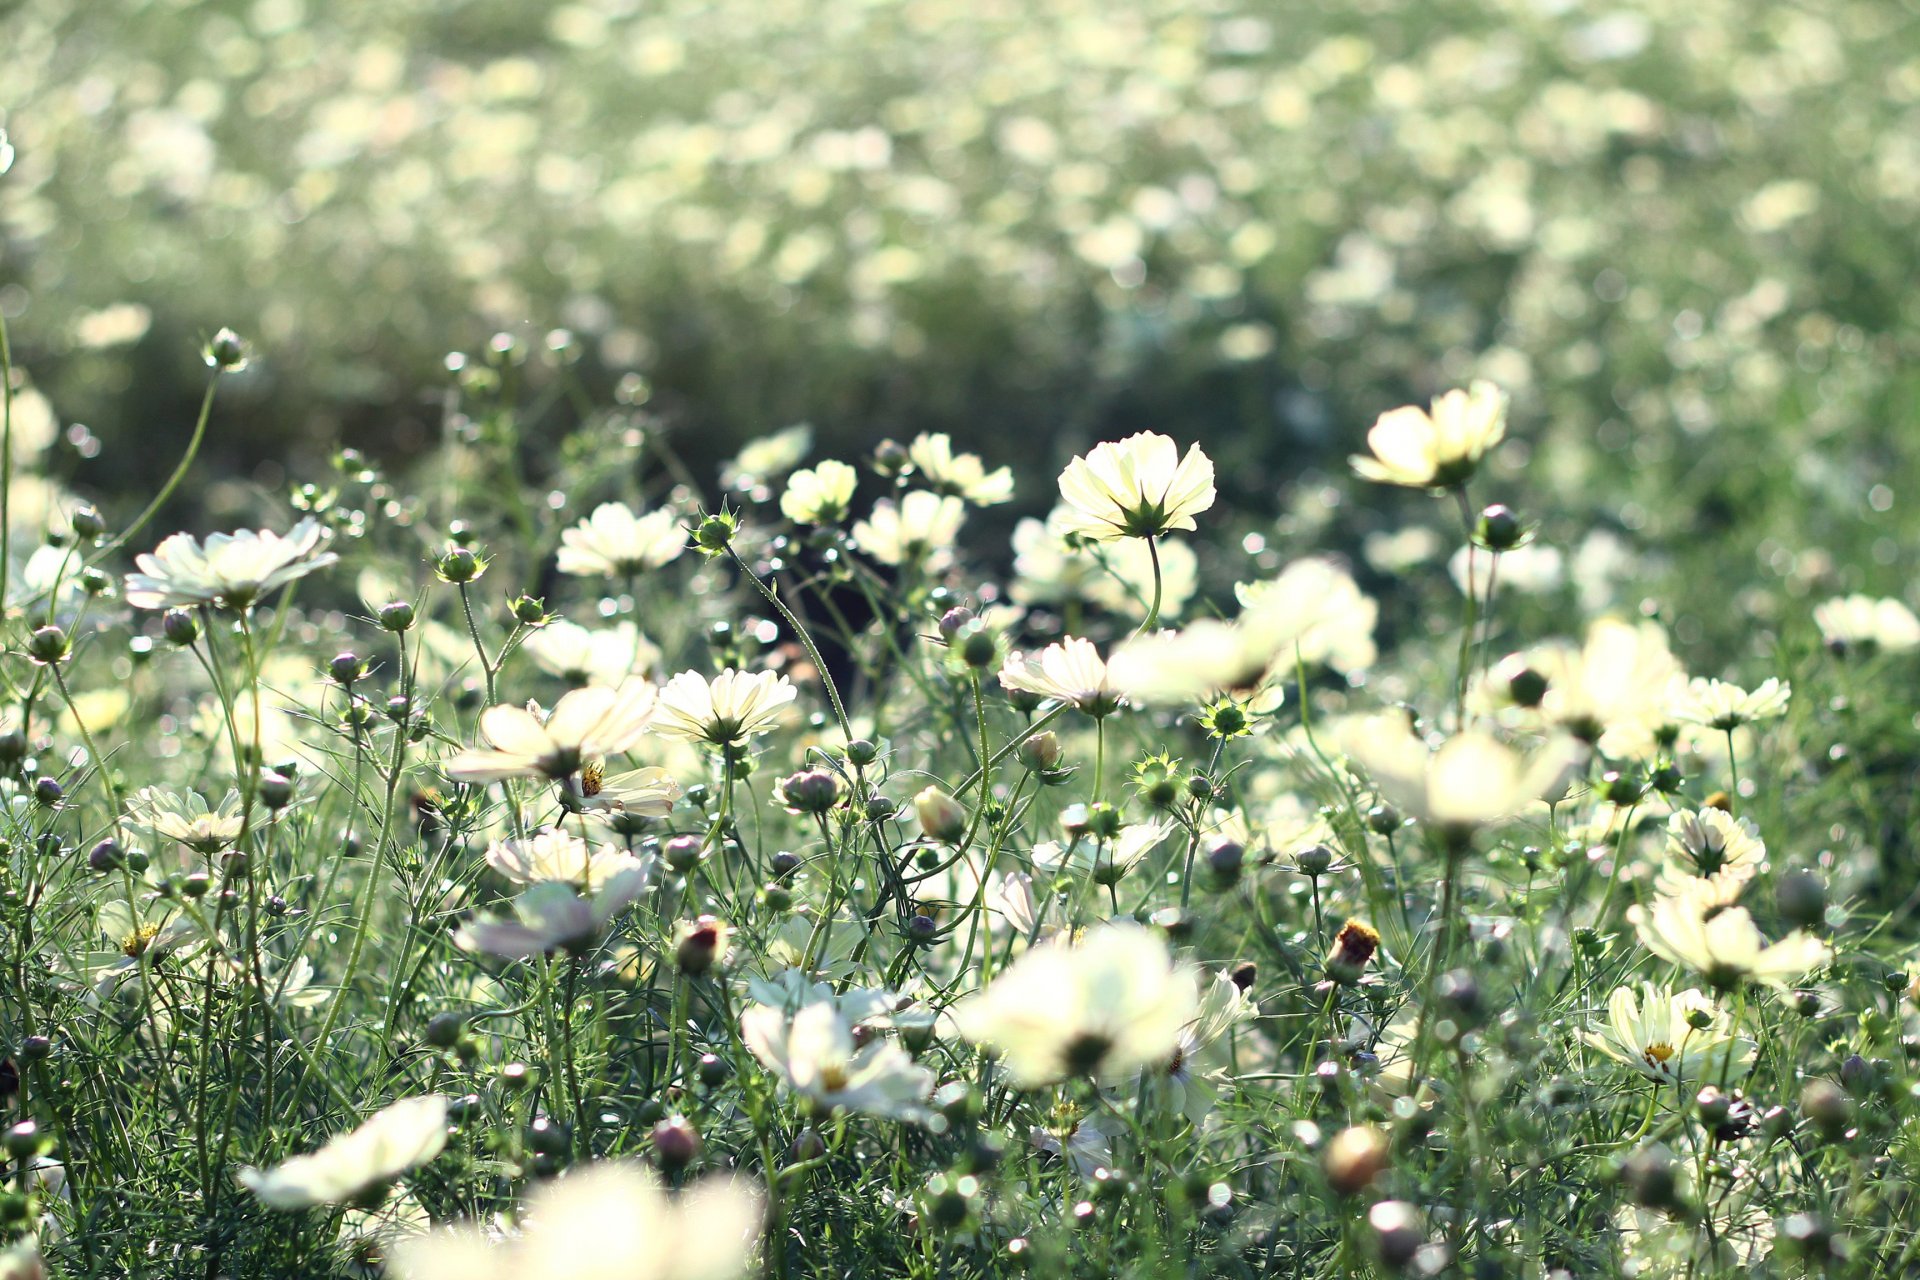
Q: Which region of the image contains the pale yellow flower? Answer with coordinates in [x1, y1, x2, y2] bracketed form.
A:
[1814, 594, 1920, 656]
[446, 685, 659, 782]
[907, 432, 1013, 505]
[1581, 983, 1753, 1086]
[556, 503, 686, 578]
[238, 1097, 448, 1209]
[779, 459, 858, 524]
[1054, 432, 1215, 541]
[485, 829, 652, 893]
[850, 490, 965, 567]
[740, 1000, 934, 1121]
[652, 668, 795, 745]
[1350, 381, 1508, 489]
[1668, 677, 1791, 731]
[124, 520, 336, 611]
[1631, 893, 1829, 989]
[1337, 716, 1575, 834]
[997, 637, 1120, 715]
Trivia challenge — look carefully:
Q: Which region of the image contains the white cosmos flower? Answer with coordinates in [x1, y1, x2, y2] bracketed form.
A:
[1160, 968, 1254, 1122]
[456, 867, 651, 959]
[486, 829, 653, 893]
[1630, 893, 1830, 989]
[237, 1096, 449, 1209]
[1814, 594, 1920, 656]
[523, 620, 660, 687]
[850, 490, 965, 568]
[1516, 617, 1685, 757]
[1667, 676, 1791, 731]
[124, 519, 336, 611]
[907, 432, 1014, 505]
[1337, 716, 1577, 834]
[723, 422, 813, 488]
[1581, 983, 1753, 1086]
[1448, 540, 1563, 596]
[556, 503, 686, 578]
[445, 685, 658, 782]
[997, 637, 1121, 715]
[126, 787, 248, 853]
[1233, 556, 1380, 676]
[652, 668, 796, 745]
[1054, 432, 1215, 542]
[1656, 808, 1765, 905]
[1010, 511, 1199, 620]
[574, 762, 682, 821]
[1350, 381, 1508, 489]
[779, 459, 858, 525]
[950, 923, 1198, 1087]
[740, 1000, 935, 1121]
[389, 1164, 761, 1280]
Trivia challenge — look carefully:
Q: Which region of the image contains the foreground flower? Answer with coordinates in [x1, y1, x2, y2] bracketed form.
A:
[1054, 432, 1215, 541]
[997, 637, 1121, 716]
[445, 685, 658, 782]
[1582, 983, 1754, 1086]
[850, 491, 965, 567]
[389, 1164, 761, 1280]
[1667, 676, 1791, 731]
[907, 432, 1014, 505]
[1814, 594, 1920, 656]
[1631, 894, 1830, 990]
[1657, 808, 1765, 905]
[1338, 717, 1575, 836]
[950, 923, 1197, 1087]
[573, 762, 682, 820]
[652, 668, 795, 746]
[1234, 557, 1379, 676]
[779, 459, 858, 525]
[740, 1000, 934, 1121]
[1350, 381, 1508, 489]
[556, 503, 686, 578]
[456, 868, 651, 959]
[238, 1096, 448, 1209]
[124, 519, 336, 611]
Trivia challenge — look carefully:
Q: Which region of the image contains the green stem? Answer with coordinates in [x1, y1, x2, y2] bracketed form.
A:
[726, 545, 851, 742]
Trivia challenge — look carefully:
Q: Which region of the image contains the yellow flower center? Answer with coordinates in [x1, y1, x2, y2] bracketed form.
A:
[580, 762, 604, 798]
[122, 924, 161, 958]
[1642, 1042, 1676, 1070]
[819, 1063, 850, 1093]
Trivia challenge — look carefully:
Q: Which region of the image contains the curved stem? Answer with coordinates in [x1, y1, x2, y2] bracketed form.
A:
[727, 546, 851, 742]
[96, 374, 221, 563]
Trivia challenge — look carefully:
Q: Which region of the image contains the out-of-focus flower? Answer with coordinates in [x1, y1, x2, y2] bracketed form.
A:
[723, 423, 813, 489]
[456, 867, 651, 959]
[950, 923, 1197, 1087]
[1667, 677, 1791, 731]
[124, 520, 336, 611]
[523, 620, 661, 686]
[1233, 557, 1379, 676]
[485, 829, 652, 893]
[907, 432, 1013, 505]
[851, 491, 965, 567]
[1657, 808, 1765, 905]
[652, 668, 795, 746]
[1350, 382, 1507, 489]
[740, 1000, 934, 1121]
[446, 685, 658, 782]
[997, 637, 1120, 715]
[1159, 968, 1253, 1121]
[557, 503, 687, 578]
[1054, 432, 1215, 542]
[780, 460, 858, 525]
[1814, 594, 1920, 656]
[1508, 618, 1685, 758]
[1630, 894, 1829, 990]
[1010, 511, 1199, 620]
[126, 787, 247, 853]
[1337, 717, 1575, 835]
[1582, 983, 1753, 1085]
[237, 1096, 448, 1209]
[1449, 540, 1563, 596]
[912, 786, 969, 843]
[388, 1164, 761, 1280]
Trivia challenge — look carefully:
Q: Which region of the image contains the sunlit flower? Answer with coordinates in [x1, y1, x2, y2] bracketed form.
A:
[1515, 618, 1685, 757]
[997, 637, 1120, 716]
[1581, 983, 1753, 1085]
[723, 423, 813, 489]
[1350, 381, 1508, 489]
[237, 1096, 448, 1209]
[1159, 968, 1253, 1122]
[652, 668, 795, 745]
[124, 519, 336, 611]
[1631, 894, 1829, 989]
[740, 1000, 934, 1121]
[1656, 808, 1765, 905]
[556, 503, 686, 578]
[523, 620, 661, 687]
[1010, 511, 1199, 620]
[1337, 716, 1575, 835]
[485, 828, 652, 893]
[456, 868, 651, 959]
[1814, 594, 1920, 657]
[779, 460, 858, 525]
[126, 787, 247, 854]
[850, 491, 965, 567]
[1054, 432, 1215, 541]
[446, 685, 659, 782]
[950, 923, 1198, 1087]
[907, 432, 1013, 505]
[574, 762, 682, 820]
[389, 1164, 761, 1280]
[1667, 677, 1791, 731]
[1233, 556, 1379, 676]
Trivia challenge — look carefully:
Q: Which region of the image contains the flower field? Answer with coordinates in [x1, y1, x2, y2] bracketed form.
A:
[2, 2, 1920, 1278]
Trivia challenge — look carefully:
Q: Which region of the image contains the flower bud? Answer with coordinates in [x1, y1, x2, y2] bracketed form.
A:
[1774, 870, 1827, 929]
[88, 839, 123, 873]
[1619, 1144, 1681, 1210]
[1018, 731, 1063, 773]
[436, 547, 482, 584]
[31, 778, 62, 808]
[162, 609, 200, 646]
[378, 601, 415, 633]
[674, 915, 728, 975]
[511, 594, 549, 625]
[694, 511, 737, 554]
[777, 769, 841, 815]
[937, 607, 974, 640]
[769, 849, 802, 879]
[328, 652, 362, 685]
[663, 835, 705, 873]
[26, 626, 67, 664]
[69, 505, 105, 540]
[204, 328, 250, 370]
[1322, 1125, 1390, 1195]
[1800, 1079, 1850, 1138]
[3, 1120, 40, 1160]
[1203, 837, 1244, 889]
[914, 786, 969, 843]
[1295, 844, 1333, 876]
[845, 738, 879, 768]
[905, 913, 939, 947]
[80, 567, 110, 596]
[1326, 920, 1380, 985]
[1367, 1201, 1426, 1271]
[1366, 804, 1400, 835]
[1475, 503, 1524, 551]
[651, 1115, 702, 1173]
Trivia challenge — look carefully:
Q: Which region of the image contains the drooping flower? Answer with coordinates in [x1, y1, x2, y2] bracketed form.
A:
[1350, 381, 1508, 489]
[652, 668, 796, 746]
[388, 1164, 761, 1280]
[445, 685, 658, 783]
[779, 460, 858, 525]
[1667, 677, 1791, 731]
[1813, 594, 1920, 657]
[1630, 893, 1829, 990]
[907, 432, 1014, 505]
[456, 867, 652, 959]
[949, 923, 1198, 1087]
[237, 1096, 449, 1209]
[1054, 432, 1215, 542]
[124, 520, 337, 611]
[997, 637, 1121, 716]
[740, 1000, 934, 1121]
[556, 503, 686, 578]
[850, 491, 965, 568]
[1581, 983, 1754, 1086]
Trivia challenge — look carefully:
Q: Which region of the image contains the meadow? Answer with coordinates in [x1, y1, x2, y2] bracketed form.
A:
[1, 2, 1920, 1278]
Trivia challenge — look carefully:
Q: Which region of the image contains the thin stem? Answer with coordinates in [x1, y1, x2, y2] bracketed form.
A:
[726, 545, 851, 742]
[94, 374, 221, 564]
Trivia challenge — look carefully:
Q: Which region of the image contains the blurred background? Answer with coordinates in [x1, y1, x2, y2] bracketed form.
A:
[2, 0, 1918, 658]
